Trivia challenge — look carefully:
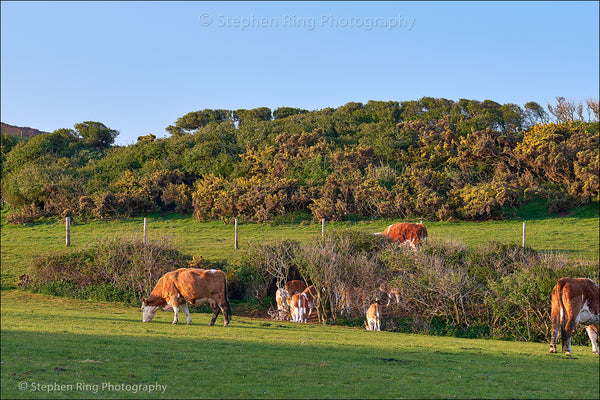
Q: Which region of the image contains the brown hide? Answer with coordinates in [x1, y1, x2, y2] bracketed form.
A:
[383, 223, 428, 247]
[550, 277, 599, 354]
[145, 268, 230, 318]
[285, 280, 307, 296]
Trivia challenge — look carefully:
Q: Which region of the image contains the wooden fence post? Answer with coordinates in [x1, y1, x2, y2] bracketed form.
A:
[234, 218, 239, 249]
[143, 218, 147, 244]
[321, 218, 325, 237]
[65, 217, 71, 247]
[522, 222, 526, 247]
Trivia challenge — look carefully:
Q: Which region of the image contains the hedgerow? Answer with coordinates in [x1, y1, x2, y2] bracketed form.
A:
[242, 232, 598, 343]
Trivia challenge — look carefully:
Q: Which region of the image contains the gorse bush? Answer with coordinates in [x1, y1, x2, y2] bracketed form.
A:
[30, 237, 190, 305]
[4, 99, 598, 224]
[242, 233, 598, 342]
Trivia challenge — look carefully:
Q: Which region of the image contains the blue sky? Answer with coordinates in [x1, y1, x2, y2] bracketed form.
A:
[1, 1, 598, 145]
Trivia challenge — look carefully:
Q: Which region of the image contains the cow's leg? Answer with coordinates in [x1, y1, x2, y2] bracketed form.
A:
[219, 303, 230, 327]
[209, 304, 221, 326]
[549, 314, 560, 353]
[172, 304, 179, 325]
[181, 302, 192, 325]
[585, 325, 599, 355]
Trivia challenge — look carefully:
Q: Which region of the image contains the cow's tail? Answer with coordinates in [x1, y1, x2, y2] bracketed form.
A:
[223, 274, 232, 321]
[556, 279, 568, 353]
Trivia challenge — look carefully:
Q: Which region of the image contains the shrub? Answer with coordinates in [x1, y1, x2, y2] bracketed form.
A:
[29, 236, 190, 305]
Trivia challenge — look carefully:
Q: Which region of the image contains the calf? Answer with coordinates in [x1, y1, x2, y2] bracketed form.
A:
[288, 293, 308, 323]
[549, 278, 599, 355]
[365, 303, 381, 331]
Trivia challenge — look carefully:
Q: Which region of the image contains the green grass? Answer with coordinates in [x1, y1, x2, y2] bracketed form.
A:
[1, 290, 599, 399]
[2, 204, 599, 289]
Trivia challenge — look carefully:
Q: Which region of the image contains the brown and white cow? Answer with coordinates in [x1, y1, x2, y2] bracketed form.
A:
[365, 303, 381, 331]
[141, 268, 231, 326]
[274, 280, 308, 321]
[379, 222, 428, 249]
[549, 278, 599, 355]
[302, 285, 318, 316]
[288, 292, 308, 323]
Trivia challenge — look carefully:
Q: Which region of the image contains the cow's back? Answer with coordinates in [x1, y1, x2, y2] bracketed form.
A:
[285, 280, 307, 296]
[384, 223, 426, 243]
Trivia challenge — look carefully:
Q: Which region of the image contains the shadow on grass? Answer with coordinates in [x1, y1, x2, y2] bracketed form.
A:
[2, 328, 599, 399]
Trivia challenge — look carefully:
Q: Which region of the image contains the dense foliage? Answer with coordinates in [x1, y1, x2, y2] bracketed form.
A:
[242, 232, 599, 342]
[2, 97, 598, 223]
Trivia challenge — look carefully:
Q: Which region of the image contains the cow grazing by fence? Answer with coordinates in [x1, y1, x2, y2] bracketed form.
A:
[141, 268, 231, 326]
[365, 303, 381, 331]
[379, 222, 428, 249]
[549, 278, 599, 355]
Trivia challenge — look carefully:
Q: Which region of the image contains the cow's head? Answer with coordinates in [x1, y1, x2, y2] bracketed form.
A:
[141, 298, 159, 323]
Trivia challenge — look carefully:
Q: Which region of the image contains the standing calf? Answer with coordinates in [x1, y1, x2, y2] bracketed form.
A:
[288, 293, 308, 323]
[365, 303, 381, 331]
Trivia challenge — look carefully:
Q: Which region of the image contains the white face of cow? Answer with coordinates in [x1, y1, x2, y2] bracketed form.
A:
[141, 302, 159, 323]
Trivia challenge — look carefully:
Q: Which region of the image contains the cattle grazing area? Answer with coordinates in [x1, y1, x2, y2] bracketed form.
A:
[2, 290, 599, 399]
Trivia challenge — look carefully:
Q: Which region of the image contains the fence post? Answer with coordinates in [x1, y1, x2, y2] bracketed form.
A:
[321, 218, 325, 237]
[522, 222, 526, 247]
[234, 218, 239, 249]
[65, 217, 71, 247]
[143, 218, 147, 244]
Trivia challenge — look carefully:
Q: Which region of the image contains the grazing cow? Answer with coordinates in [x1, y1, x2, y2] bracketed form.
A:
[549, 278, 599, 355]
[141, 268, 231, 327]
[288, 293, 308, 323]
[379, 222, 428, 249]
[302, 285, 318, 316]
[365, 303, 381, 331]
[285, 280, 307, 296]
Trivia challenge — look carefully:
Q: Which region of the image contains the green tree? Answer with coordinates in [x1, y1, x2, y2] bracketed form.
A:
[75, 121, 119, 150]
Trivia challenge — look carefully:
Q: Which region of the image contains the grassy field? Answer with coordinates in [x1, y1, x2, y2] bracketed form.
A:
[1, 290, 599, 399]
[1, 203, 599, 288]
[1, 205, 599, 398]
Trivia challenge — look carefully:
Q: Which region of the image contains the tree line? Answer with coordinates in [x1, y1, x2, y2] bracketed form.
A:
[1, 97, 598, 224]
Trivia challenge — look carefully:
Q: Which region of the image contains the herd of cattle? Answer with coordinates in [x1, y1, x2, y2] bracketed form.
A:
[140, 222, 599, 355]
